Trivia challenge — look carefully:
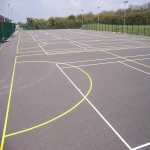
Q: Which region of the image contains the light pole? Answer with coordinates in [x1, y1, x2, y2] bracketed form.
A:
[81, 10, 83, 29]
[11, 9, 14, 35]
[2, 0, 5, 22]
[97, 6, 100, 31]
[11, 9, 13, 22]
[8, 3, 11, 22]
[123, 1, 128, 33]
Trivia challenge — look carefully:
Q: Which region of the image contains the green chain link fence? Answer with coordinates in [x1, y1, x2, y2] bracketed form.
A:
[82, 18, 150, 36]
[0, 22, 16, 44]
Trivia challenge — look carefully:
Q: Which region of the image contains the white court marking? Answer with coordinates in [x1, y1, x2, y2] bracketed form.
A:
[69, 42, 88, 50]
[27, 31, 32, 36]
[56, 64, 132, 150]
[132, 142, 150, 150]
[120, 62, 150, 76]
[53, 36, 60, 39]
[32, 37, 36, 41]
[64, 53, 150, 64]
[37, 43, 48, 55]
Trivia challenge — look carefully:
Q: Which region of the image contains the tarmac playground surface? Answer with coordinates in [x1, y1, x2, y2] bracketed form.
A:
[0, 29, 150, 150]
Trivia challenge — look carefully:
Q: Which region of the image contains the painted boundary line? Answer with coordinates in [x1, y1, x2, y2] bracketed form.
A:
[27, 31, 31, 36]
[56, 64, 132, 150]
[53, 36, 60, 39]
[32, 37, 36, 41]
[0, 57, 17, 150]
[61, 58, 150, 75]
[37, 43, 48, 55]
[62, 38, 150, 69]
[69, 42, 88, 50]
[5, 61, 92, 138]
[132, 142, 150, 150]
[120, 62, 150, 76]
[0, 31, 21, 150]
[18, 42, 47, 51]
[63, 53, 150, 64]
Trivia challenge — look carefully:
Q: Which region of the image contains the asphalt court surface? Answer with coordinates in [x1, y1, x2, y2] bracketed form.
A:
[0, 29, 150, 150]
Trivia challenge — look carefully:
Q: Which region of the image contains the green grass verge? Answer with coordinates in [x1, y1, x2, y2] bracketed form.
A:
[83, 23, 150, 36]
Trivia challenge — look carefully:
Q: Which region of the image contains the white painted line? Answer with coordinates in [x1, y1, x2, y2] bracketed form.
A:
[69, 42, 88, 50]
[132, 142, 150, 150]
[27, 31, 32, 36]
[0, 43, 5, 50]
[56, 64, 132, 150]
[64, 53, 150, 64]
[32, 37, 36, 41]
[37, 43, 48, 55]
[53, 36, 60, 39]
[62, 57, 150, 69]
[120, 62, 150, 76]
[62, 61, 119, 69]
[65, 57, 119, 64]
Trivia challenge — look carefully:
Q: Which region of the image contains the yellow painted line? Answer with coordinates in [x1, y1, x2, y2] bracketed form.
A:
[49, 33, 150, 69]
[17, 53, 45, 58]
[46, 50, 96, 56]
[61, 37, 150, 69]
[18, 42, 47, 51]
[17, 50, 44, 54]
[19, 41, 37, 43]
[45, 48, 81, 51]
[16, 32, 21, 53]
[0, 57, 17, 150]
[5, 60, 92, 137]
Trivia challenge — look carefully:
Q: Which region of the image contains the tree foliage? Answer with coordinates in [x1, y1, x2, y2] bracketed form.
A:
[21, 2, 150, 30]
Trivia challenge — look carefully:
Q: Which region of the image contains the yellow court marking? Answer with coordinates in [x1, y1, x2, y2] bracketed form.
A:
[69, 31, 148, 42]
[17, 50, 44, 54]
[18, 42, 47, 51]
[45, 47, 81, 51]
[5, 60, 92, 137]
[0, 57, 17, 150]
[17, 53, 46, 58]
[36, 32, 150, 69]
[16, 32, 21, 53]
[1, 31, 21, 150]
[19, 41, 37, 43]
[61, 37, 150, 69]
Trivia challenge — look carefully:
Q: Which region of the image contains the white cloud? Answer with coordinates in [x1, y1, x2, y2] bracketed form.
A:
[70, 0, 81, 8]
[40, 0, 66, 8]
[92, 0, 125, 11]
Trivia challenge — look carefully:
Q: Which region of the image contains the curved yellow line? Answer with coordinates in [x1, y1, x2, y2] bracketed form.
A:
[5, 61, 92, 137]
[18, 42, 47, 51]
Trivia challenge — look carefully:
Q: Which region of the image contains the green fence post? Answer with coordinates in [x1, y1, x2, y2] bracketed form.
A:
[144, 20, 146, 36]
[138, 23, 139, 35]
[127, 22, 128, 34]
[132, 22, 133, 34]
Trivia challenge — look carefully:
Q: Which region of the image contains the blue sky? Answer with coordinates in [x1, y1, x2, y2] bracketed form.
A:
[0, 0, 150, 23]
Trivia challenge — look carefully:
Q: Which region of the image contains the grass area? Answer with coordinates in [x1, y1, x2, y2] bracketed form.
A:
[83, 23, 150, 36]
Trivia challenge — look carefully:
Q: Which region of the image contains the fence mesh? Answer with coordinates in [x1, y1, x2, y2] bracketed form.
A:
[0, 22, 15, 44]
[83, 19, 150, 36]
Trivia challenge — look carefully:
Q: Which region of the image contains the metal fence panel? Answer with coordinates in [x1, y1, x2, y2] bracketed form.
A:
[0, 22, 15, 44]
